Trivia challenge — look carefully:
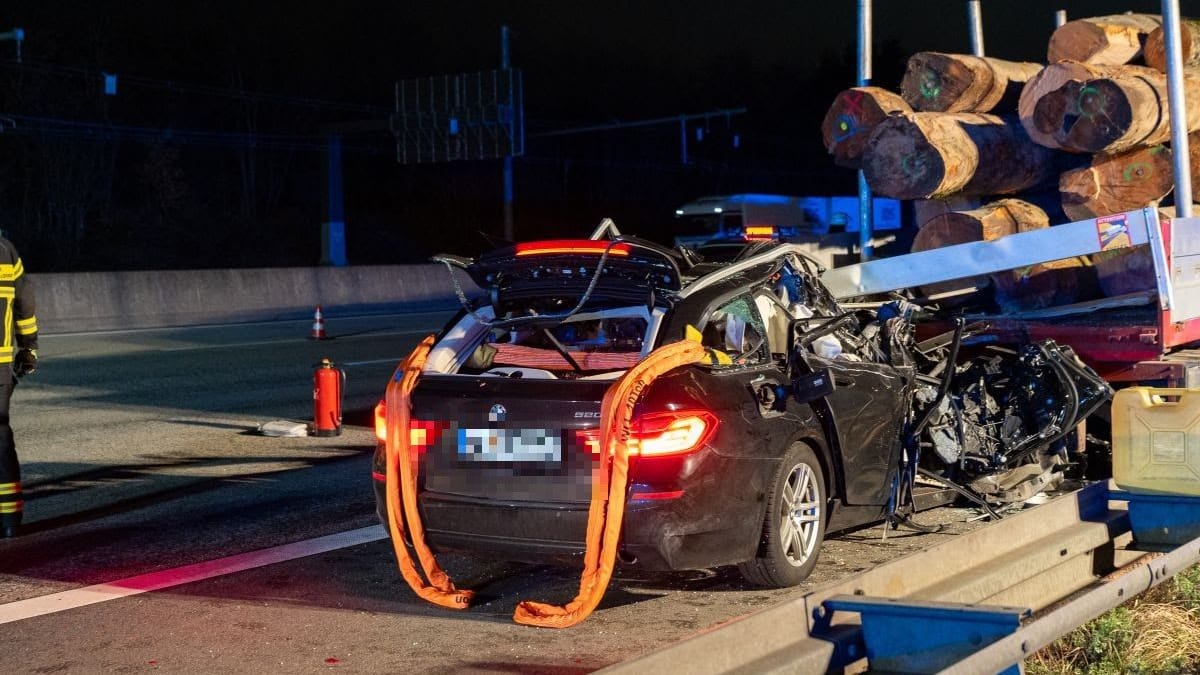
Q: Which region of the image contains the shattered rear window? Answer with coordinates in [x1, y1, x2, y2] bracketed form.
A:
[492, 316, 646, 370]
[451, 311, 652, 378]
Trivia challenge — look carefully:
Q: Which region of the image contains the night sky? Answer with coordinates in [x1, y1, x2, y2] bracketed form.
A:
[6, 2, 1178, 116]
[0, 1, 1193, 271]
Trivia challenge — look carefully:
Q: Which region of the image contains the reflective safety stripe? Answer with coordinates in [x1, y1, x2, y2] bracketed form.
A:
[0, 286, 12, 354]
[0, 481, 23, 514]
[0, 254, 30, 361]
[0, 260, 22, 281]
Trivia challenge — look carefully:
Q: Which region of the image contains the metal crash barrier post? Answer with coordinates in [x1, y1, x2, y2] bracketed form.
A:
[811, 596, 1029, 674]
[1116, 491, 1200, 549]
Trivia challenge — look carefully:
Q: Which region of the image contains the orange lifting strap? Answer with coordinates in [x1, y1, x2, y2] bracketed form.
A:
[385, 335, 707, 627]
[384, 335, 473, 609]
[514, 338, 707, 627]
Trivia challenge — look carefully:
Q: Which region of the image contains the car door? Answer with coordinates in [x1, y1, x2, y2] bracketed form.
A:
[793, 318, 911, 506]
[689, 292, 803, 460]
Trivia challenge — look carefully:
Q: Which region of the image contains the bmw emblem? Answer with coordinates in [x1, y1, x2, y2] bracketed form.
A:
[489, 404, 507, 423]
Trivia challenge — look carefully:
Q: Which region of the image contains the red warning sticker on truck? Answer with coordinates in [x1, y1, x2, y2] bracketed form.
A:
[1096, 213, 1131, 251]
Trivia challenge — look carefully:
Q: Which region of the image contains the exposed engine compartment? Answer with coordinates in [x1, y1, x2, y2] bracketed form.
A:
[779, 250, 1112, 512]
[912, 340, 1111, 506]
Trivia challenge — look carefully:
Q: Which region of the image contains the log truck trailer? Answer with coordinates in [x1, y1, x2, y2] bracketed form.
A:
[821, 206, 1200, 389]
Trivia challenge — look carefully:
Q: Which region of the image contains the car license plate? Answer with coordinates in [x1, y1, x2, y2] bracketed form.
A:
[457, 428, 561, 463]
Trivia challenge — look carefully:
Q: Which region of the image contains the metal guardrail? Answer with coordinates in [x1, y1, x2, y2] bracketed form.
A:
[602, 482, 1200, 674]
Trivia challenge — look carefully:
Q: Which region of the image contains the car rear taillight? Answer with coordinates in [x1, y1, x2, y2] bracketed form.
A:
[514, 239, 631, 257]
[373, 400, 441, 453]
[576, 409, 718, 458]
[629, 410, 719, 457]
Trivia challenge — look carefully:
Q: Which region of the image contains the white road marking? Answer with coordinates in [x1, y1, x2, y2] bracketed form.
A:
[0, 525, 387, 625]
[342, 358, 403, 367]
[157, 337, 314, 352]
[46, 310, 454, 338]
[155, 328, 432, 352]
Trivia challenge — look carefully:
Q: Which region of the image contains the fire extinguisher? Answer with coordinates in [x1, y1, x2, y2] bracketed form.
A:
[312, 358, 345, 436]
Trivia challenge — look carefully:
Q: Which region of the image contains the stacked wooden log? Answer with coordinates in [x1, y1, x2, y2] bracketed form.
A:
[821, 87, 911, 168]
[1047, 14, 1162, 65]
[820, 12, 1193, 310]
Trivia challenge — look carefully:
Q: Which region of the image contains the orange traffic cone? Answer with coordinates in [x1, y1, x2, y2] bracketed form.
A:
[310, 305, 327, 340]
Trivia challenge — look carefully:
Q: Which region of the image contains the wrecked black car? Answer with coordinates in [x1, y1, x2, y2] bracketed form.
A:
[371, 233, 1111, 587]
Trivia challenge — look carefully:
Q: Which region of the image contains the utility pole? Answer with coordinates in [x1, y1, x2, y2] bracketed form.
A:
[501, 25, 515, 242]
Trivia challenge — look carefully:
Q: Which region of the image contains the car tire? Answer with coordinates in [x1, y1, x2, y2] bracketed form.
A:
[738, 442, 827, 588]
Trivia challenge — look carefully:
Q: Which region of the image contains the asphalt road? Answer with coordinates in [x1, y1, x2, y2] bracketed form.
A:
[0, 312, 979, 674]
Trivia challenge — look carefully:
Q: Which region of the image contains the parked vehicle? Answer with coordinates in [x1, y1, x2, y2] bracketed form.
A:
[372, 235, 1110, 586]
[673, 193, 909, 268]
[672, 193, 903, 248]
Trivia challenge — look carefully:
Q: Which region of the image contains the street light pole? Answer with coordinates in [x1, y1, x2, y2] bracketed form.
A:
[967, 1, 985, 56]
[1162, 0, 1194, 216]
[856, 0, 874, 261]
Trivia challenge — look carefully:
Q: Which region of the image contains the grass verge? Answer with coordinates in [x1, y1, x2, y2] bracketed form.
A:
[1027, 563, 1200, 674]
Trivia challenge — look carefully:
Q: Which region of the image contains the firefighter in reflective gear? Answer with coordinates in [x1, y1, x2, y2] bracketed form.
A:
[0, 236, 37, 539]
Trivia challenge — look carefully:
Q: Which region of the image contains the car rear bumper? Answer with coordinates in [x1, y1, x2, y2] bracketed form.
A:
[372, 445, 773, 572]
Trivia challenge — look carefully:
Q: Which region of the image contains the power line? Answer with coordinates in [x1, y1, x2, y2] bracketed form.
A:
[0, 58, 755, 163]
[0, 58, 392, 115]
[0, 58, 754, 159]
[530, 108, 747, 138]
[0, 113, 390, 154]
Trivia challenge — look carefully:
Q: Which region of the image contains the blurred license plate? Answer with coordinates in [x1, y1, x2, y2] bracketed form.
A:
[457, 428, 561, 462]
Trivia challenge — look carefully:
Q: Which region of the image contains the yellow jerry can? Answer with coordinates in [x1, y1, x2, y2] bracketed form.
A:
[1112, 387, 1200, 496]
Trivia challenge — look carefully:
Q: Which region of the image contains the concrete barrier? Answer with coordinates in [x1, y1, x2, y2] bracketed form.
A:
[31, 264, 477, 334]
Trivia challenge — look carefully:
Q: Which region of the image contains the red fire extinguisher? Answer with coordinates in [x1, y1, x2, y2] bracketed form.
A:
[312, 358, 345, 436]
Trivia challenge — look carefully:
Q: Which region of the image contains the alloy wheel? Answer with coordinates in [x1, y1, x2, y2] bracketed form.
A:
[779, 461, 822, 566]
